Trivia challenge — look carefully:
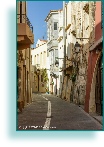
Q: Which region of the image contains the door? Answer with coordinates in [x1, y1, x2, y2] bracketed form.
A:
[95, 54, 103, 115]
[23, 66, 26, 105]
[27, 71, 29, 103]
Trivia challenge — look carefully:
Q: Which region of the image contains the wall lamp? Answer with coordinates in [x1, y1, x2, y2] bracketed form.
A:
[55, 57, 64, 67]
[74, 41, 81, 54]
[75, 37, 89, 53]
[55, 56, 70, 67]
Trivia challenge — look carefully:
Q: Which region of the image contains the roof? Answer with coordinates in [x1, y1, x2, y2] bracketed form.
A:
[39, 39, 47, 42]
[33, 39, 47, 49]
[45, 9, 62, 22]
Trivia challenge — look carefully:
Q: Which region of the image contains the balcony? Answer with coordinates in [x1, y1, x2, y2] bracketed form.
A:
[17, 14, 34, 50]
[47, 39, 58, 51]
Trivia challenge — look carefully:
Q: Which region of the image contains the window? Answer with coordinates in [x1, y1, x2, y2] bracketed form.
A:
[19, 2, 26, 23]
[55, 49, 58, 58]
[54, 22, 57, 30]
[34, 55, 36, 64]
[47, 50, 49, 57]
[51, 51, 54, 65]
[55, 49, 58, 62]
[37, 54, 39, 64]
[48, 25, 51, 40]
[40, 52, 42, 65]
[20, 2, 22, 23]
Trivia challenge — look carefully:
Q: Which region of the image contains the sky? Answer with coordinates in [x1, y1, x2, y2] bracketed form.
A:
[27, 1, 64, 48]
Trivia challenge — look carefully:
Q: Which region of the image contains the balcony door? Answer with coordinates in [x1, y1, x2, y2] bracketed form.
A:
[19, 1, 27, 23]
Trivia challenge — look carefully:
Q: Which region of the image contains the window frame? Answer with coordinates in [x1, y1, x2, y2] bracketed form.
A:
[54, 22, 58, 30]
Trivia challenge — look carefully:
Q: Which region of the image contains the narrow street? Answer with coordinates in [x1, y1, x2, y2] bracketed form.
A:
[17, 93, 102, 130]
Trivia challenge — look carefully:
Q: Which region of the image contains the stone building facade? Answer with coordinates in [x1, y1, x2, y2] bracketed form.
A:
[17, 1, 34, 112]
[31, 39, 48, 93]
[84, 1, 103, 115]
[59, 1, 96, 106]
[57, 9, 64, 97]
[60, 1, 103, 116]
[61, 2, 73, 101]
[45, 10, 60, 95]
[69, 1, 91, 105]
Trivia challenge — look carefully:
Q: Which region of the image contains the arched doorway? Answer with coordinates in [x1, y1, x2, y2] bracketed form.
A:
[95, 53, 103, 115]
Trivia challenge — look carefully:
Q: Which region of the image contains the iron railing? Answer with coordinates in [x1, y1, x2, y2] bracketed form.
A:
[17, 14, 33, 33]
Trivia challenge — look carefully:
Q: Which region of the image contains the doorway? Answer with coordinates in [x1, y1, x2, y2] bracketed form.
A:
[95, 54, 103, 115]
[27, 71, 29, 103]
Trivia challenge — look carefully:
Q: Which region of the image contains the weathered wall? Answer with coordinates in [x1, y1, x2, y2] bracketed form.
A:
[84, 2, 102, 113]
[18, 48, 32, 108]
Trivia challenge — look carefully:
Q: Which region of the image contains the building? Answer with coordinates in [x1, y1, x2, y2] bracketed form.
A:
[17, 1, 34, 112]
[69, 1, 91, 105]
[57, 9, 64, 97]
[84, 1, 103, 115]
[56, 1, 103, 115]
[57, 2, 87, 102]
[45, 10, 60, 95]
[58, 1, 95, 106]
[31, 39, 48, 93]
[58, 2, 73, 101]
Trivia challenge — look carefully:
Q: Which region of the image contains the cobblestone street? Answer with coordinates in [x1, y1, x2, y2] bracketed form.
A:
[17, 93, 102, 130]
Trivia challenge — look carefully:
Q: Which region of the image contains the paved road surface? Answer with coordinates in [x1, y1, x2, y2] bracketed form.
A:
[17, 93, 102, 130]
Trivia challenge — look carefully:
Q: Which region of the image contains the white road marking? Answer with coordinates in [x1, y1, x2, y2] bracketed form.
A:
[47, 101, 51, 117]
[43, 118, 51, 130]
[43, 101, 51, 130]
[42, 96, 48, 101]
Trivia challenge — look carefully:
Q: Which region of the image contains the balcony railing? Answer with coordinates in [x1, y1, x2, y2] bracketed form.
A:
[17, 14, 33, 33]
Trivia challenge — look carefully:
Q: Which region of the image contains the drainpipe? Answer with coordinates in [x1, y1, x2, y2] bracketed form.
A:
[63, 1, 66, 76]
[80, 2, 83, 64]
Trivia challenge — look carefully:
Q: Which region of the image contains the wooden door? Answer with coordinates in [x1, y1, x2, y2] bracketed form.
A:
[95, 54, 103, 115]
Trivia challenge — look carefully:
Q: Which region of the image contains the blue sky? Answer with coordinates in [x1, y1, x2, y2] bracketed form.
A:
[27, 1, 66, 47]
